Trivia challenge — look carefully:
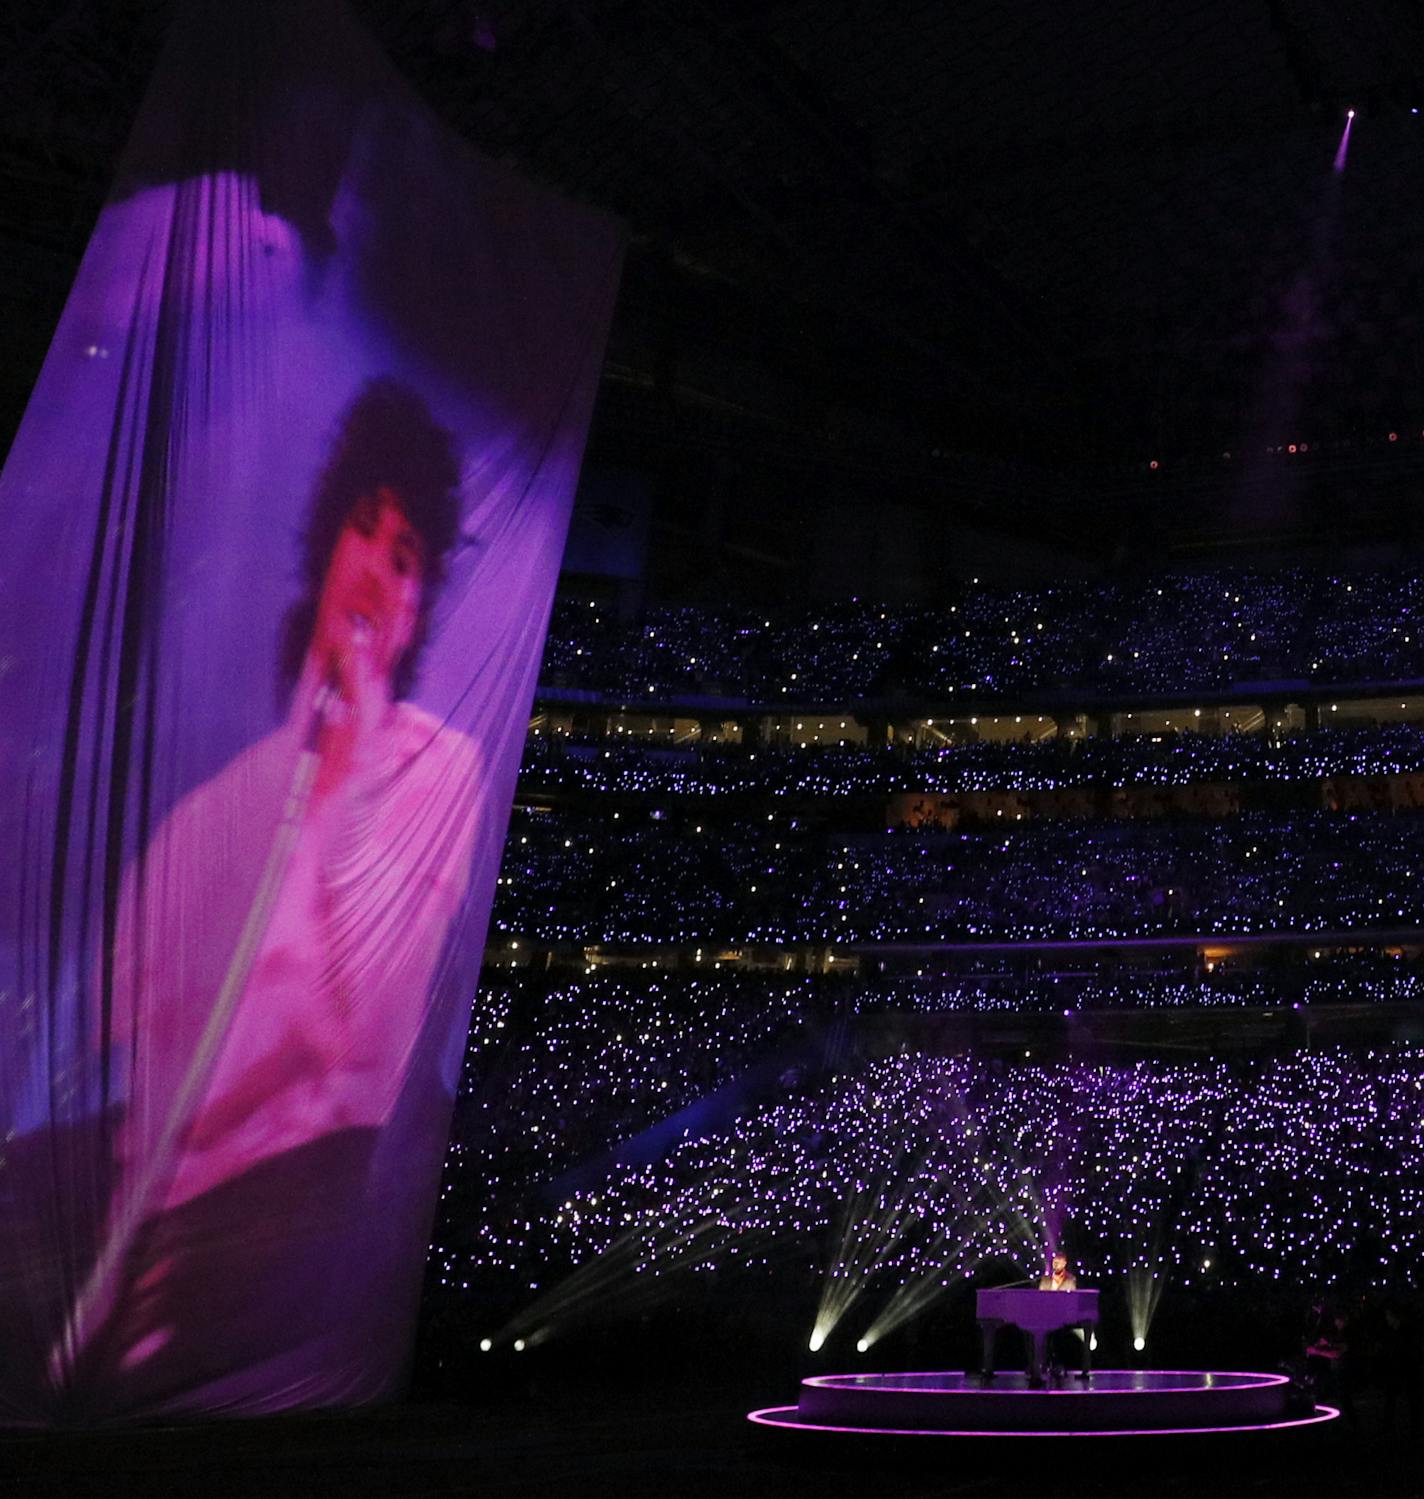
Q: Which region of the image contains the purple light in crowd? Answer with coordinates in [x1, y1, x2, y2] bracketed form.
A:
[437, 1044, 1424, 1305]
[494, 799, 1424, 947]
[1334, 110, 1355, 173]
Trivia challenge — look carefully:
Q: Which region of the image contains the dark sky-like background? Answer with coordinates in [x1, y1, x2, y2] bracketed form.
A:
[4, 0, 1424, 587]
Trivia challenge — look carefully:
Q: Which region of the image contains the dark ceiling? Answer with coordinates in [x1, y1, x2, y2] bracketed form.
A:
[3, 0, 1424, 565]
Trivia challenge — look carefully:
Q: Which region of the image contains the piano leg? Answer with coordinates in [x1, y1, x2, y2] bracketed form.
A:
[1028, 1331, 1047, 1388]
[1078, 1320, 1094, 1380]
[979, 1319, 1000, 1381]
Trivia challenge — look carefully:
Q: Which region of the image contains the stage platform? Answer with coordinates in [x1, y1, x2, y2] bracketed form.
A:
[749, 1369, 1339, 1441]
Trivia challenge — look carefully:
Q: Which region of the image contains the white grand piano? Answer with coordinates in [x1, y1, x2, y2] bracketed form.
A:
[975, 1287, 1099, 1384]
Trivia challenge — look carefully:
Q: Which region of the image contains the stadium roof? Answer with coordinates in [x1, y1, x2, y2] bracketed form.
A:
[3, 0, 1423, 559]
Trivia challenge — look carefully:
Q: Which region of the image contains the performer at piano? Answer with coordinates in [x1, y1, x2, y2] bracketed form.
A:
[976, 1272, 1098, 1388]
[1039, 1251, 1077, 1292]
[1037, 1251, 1081, 1377]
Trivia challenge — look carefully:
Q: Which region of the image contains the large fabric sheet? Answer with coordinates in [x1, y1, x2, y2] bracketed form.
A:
[0, 0, 622, 1423]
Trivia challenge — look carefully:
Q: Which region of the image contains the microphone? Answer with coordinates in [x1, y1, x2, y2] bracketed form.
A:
[304, 669, 340, 754]
[305, 624, 374, 753]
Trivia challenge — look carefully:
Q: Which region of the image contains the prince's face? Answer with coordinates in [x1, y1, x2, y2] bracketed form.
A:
[310, 485, 425, 691]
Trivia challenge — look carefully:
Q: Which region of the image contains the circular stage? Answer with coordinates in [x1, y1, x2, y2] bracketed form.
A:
[748, 1369, 1339, 1440]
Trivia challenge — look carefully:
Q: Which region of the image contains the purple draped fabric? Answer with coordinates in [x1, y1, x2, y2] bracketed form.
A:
[0, 0, 622, 1423]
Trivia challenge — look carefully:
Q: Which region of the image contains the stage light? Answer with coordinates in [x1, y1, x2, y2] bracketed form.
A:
[1335, 110, 1355, 170]
[513, 1338, 527, 1352]
[857, 1338, 870, 1353]
[479, 1338, 493, 1352]
[809, 1330, 826, 1352]
[1128, 1268, 1164, 1353]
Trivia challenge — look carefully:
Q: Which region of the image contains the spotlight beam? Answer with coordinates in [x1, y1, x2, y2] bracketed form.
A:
[860, 1211, 1042, 1349]
[499, 1189, 785, 1346]
[1334, 108, 1355, 173]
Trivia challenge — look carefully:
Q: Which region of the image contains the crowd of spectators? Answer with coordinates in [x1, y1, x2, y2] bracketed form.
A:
[855, 963, 1424, 1014]
[436, 574, 1424, 1351]
[540, 600, 756, 701]
[537, 569, 1424, 704]
[459, 959, 1424, 1089]
[520, 722, 1424, 797]
[445, 974, 814, 1206]
[491, 806, 1424, 945]
[433, 1048, 1424, 1309]
[435, 965, 1424, 1290]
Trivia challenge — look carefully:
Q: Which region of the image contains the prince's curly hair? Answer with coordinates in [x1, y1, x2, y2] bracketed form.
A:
[280, 378, 462, 704]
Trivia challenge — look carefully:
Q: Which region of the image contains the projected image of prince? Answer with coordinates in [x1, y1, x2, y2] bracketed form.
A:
[281, 378, 463, 811]
[114, 378, 479, 1222]
[64, 382, 488, 1412]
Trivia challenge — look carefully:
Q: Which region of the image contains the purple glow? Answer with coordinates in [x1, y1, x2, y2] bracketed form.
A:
[746, 1404, 1341, 1438]
[796, 1369, 1297, 1434]
[803, 1370, 1290, 1396]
